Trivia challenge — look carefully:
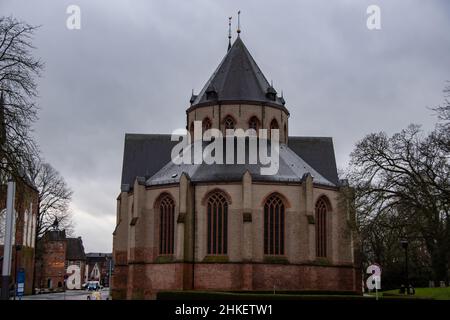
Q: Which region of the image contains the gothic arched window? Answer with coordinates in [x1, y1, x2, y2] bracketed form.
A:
[158, 194, 175, 255]
[224, 116, 235, 130]
[248, 116, 260, 133]
[315, 197, 329, 258]
[264, 194, 285, 255]
[202, 117, 212, 132]
[269, 119, 279, 139]
[207, 192, 229, 255]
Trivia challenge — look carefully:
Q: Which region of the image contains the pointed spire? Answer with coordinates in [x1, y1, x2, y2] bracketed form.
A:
[237, 10, 241, 36]
[228, 16, 232, 51]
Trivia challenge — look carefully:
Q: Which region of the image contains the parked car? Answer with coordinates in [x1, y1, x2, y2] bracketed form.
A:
[85, 281, 102, 291]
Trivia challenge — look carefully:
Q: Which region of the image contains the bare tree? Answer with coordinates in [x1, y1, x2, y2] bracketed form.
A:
[0, 16, 43, 183]
[27, 160, 74, 238]
[347, 122, 449, 283]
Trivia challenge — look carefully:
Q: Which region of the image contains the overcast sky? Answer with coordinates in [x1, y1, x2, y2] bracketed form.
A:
[1, 0, 449, 252]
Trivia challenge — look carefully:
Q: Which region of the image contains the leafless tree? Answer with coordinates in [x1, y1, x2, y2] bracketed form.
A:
[0, 16, 43, 183]
[347, 121, 449, 283]
[27, 159, 74, 239]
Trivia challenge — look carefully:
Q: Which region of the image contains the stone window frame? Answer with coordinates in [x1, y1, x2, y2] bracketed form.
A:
[202, 117, 212, 132]
[269, 118, 279, 140]
[315, 196, 332, 258]
[263, 193, 286, 256]
[223, 115, 236, 133]
[248, 116, 260, 132]
[204, 190, 231, 256]
[155, 193, 176, 256]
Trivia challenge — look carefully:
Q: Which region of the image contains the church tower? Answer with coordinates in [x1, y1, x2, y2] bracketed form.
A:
[113, 20, 359, 300]
[187, 36, 289, 143]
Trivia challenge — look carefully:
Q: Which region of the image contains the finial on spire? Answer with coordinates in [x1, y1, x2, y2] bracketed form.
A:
[228, 16, 232, 51]
[237, 10, 241, 36]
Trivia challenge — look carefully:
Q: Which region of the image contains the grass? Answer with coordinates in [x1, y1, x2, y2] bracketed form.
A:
[158, 287, 450, 300]
[380, 287, 450, 300]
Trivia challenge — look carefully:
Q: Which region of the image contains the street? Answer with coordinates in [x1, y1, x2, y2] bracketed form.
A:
[20, 288, 110, 300]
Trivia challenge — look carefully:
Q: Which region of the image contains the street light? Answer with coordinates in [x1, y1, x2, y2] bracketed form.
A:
[400, 239, 409, 288]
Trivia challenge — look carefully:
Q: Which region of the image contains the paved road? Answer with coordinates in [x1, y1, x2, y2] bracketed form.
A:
[20, 288, 110, 300]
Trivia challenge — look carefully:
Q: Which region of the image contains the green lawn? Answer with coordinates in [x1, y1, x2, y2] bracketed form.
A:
[380, 287, 450, 300]
[158, 288, 450, 300]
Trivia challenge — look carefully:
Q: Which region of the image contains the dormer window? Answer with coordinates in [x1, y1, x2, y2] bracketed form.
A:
[205, 84, 218, 101]
[266, 86, 277, 101]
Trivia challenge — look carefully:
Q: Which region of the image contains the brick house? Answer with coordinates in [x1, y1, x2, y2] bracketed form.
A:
[112, 32, 361, 299]
[86, 253, 113, 287]
[0, 180, 39, 296]
[35, 230, 86, 291]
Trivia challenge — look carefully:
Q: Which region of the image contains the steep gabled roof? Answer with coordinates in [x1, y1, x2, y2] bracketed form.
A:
[288, 136, 339, 186]
[66, 237, 86, 261]
[190, 37, 287, 112]
[120, 134, 180, 191]
[120, 134, 340, 190]
[146, 139, 336, 187]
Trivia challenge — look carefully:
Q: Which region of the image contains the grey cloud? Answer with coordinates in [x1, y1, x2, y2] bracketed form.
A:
[2, 0, 449, 252]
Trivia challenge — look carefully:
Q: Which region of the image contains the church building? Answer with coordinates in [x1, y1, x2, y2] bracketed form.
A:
[112, 26, 360, 299]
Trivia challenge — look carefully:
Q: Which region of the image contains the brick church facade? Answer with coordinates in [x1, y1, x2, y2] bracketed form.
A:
[112, 32, 361, 299]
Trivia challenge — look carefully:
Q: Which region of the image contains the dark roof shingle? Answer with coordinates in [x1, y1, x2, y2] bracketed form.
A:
[66, 237, 86, 261]
[120, 135, 340, 189]
[189, 37, 287, 112]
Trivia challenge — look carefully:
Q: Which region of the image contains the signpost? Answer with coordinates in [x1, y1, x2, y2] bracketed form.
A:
[16, 269, 25, 300]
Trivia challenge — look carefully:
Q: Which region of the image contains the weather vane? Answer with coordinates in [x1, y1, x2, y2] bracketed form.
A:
[228, 16, 232, 51]
[237, 10, 241, 36]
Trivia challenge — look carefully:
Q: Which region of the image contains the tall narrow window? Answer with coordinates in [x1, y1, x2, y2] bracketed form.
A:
[207, 192, 228, 255]
[248, 116, 260, 132]
[264, 194, 285, 255]
[315, 197, 329, 258]
[269, 119, 279, 139]
[159, 194, 175, 255]
[202, 117, 212, 132]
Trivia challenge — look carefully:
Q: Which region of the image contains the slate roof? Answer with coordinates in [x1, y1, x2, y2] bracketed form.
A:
[189, 37, 288, 112]
[288, 137, 339, 185]
[147, 139, 336, 187]
[120, 134, 180, 191]
[120, 134, 340, 191]
[66, 237, 86, 261]
[39, 231, 86, 261]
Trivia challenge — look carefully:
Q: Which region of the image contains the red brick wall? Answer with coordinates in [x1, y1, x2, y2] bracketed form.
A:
[37, 240, 67, 290]
[112, 262, 360, 299]
[0, 182, 38, 295]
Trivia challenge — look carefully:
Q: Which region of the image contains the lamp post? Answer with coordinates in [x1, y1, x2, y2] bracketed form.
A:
[400, 239, 409, 288]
